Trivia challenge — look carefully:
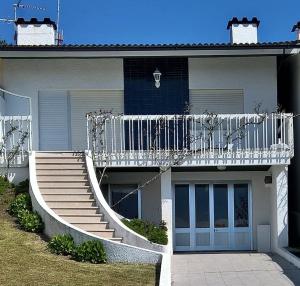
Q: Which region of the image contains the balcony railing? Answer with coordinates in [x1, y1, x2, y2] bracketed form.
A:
[0, 116, 32, 166]
[87, 113, 294, 167]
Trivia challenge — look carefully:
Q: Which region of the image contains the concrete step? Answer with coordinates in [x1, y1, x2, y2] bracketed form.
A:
[47, 201, 97, 208]
[37, 169, 87, 176]
[36, 164, 86, 170]
[37, 175, 88, 182]
[38, 182, 90, 188]
[72, 222, 109, 231]
[40, 188, 91, 195]
[109, 237, 123, 243]
[53, 208, 100, 216]
[89, 230, 115, 239]
[61, 215, 103, 224]
[36, 152, 84, 158]
[43, 194, 94, 201]
[36, 158, 85, 164]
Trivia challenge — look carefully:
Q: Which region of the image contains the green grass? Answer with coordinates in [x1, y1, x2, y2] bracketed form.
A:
[0, 189, 158, 286]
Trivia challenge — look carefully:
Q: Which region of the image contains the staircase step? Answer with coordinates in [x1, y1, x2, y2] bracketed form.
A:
[40, 188, 91, 195]
[72, 222, 109, 231]
[89, 230, 115, 239]
[43, 194, 94, 201]
[38, 182, 89, 188]
[110, 238, 123, 243]
[61, 215, 103, 223]
[36, 164, 86, 170]
[47, 201, 97, 208]
[36, 158, 85, 164]
[37, 169, 87, 176]
[53, 208, 100, 216]
[38, 177, 88, 182]
[36, 152, 84, 158]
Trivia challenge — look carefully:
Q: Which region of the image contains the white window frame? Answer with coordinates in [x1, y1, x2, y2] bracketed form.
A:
[172, 180, 253, 252]
[107, 184, 142, 219]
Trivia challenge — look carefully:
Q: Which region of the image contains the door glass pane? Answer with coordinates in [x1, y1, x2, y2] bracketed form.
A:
[195, 184, 210, 228]
[214, 184, 228, 228]
[110, 185, 138, 219]
[234, 184, 249, 227]
[175, 184, 190, 228]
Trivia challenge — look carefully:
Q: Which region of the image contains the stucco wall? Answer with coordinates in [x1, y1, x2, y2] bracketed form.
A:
[2, 58, 124, 149]
[189, 57, 278, 113]
[172, 170, 272, 250]
[102, 171, 162, 224]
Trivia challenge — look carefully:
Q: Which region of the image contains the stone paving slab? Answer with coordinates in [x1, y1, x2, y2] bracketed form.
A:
[172, 253, 300, 286]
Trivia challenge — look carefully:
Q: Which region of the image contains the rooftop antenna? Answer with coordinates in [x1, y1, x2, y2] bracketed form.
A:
[13, 1, 46, 21]
[0, 1, 46, 24]
[56, 0, 63, 45]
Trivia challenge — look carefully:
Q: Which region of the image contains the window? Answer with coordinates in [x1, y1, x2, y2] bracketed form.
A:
[102, 184, 141, 219]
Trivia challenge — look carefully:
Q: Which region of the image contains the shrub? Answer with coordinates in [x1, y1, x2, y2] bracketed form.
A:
[72, 240, 107, 264]
[15, 179, 29, 195]
[18, 210, 44, 233]
[122, 219, 168, 245]
[8, 193, 32, 217]
[48, 234, 75, 256]
[0, 176, 11, 195]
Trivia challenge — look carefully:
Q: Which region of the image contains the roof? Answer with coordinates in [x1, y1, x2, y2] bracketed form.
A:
[227, 17, 260, 29]
[15, 18, 57, 30]
[0, 41, 298, 51]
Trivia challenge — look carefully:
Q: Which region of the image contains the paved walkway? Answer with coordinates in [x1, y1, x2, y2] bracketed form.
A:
[172, 253, 300, 286]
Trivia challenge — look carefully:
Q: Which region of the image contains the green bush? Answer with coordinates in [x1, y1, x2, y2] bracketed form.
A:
[15, 179, 29, 195]
[0, 176, 11, 195]
[48, 234, 75, 256]
[8, 193, 32, 217]
[72, 240, 107, 264]
[18, 210, 44, 233]
[122, 219, 168, 245]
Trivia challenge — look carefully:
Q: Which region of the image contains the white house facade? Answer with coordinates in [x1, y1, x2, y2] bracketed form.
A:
[0, 17, 299, 266]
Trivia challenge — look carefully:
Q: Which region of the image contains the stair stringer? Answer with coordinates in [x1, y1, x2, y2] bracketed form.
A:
[29, 151, 162, 264]
[85, 152, 167, 253]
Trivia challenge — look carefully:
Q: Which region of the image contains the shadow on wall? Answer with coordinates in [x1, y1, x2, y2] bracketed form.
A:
[4, 94, 30, 116]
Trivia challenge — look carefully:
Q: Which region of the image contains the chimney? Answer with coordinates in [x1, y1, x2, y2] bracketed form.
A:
[292, 22, 300, 41]
[15, 18, 57, 46]
[227, 17, 260, 44]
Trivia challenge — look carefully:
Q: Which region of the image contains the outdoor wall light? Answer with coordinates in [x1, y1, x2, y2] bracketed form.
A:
[153, 68, 162, 88]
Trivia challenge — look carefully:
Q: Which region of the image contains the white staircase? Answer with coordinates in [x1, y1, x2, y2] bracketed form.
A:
[35, 152, 122, 242]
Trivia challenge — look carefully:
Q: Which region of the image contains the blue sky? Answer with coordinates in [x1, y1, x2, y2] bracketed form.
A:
[0, 0, 299, 44]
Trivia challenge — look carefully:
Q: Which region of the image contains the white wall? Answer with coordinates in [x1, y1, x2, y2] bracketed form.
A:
[17, 24, 56, 46]
[172, 170, 271, 250]
[2, 58, 124, 149]
[189, 57, 278, 113]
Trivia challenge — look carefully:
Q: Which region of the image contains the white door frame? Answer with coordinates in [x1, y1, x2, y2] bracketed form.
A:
[173, 181, 253, 252]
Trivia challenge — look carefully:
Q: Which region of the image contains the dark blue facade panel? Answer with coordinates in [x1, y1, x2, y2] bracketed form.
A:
[124, 58, 189, 115]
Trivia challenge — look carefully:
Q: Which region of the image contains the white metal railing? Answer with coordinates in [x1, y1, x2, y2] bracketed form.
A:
[0, 115, 32, 166]
[87, 113, 294, 167]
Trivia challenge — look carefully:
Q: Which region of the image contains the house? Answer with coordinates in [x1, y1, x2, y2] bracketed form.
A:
[0, 16, 299, 267]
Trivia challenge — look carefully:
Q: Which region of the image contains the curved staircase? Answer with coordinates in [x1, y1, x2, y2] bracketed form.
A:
[35, 152, 122, 242]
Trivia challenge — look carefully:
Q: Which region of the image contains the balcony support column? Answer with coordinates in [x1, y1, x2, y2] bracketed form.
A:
[161, 168, 173, 254]
[270, 165, 288, 251]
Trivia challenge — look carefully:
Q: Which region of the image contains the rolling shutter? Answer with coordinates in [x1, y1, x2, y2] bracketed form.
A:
[39, 91, 70, 151]
[70, 90, 123, 150]
[189, 89, 244, 114]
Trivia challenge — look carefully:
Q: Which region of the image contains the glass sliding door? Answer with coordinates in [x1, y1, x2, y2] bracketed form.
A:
[213, 184, 230, 249]
[174, 184, 190, 250]
[232, 184, 251, 250]
[174, 182, 251, 251]
[195, 184, 211, 249]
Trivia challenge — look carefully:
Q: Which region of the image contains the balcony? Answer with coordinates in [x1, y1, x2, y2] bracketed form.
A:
[87, 113, 294, 167]
[0, 116, 32, 167]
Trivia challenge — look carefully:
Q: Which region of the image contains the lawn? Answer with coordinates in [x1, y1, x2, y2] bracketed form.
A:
[0, 188, 158, 286]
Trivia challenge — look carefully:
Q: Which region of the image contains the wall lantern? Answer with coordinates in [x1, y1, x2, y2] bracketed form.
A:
[153, 68, 162, 88]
